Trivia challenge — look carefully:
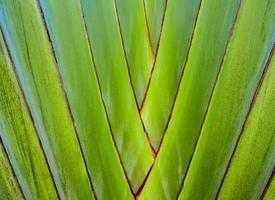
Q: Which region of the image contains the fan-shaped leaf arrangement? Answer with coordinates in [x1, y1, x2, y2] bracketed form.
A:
[0, 0, 274, 199]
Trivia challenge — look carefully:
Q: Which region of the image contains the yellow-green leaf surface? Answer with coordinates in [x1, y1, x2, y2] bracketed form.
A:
[115, 0, 154, 106]
[0, 143, 23, 200]
[0, 0, 95, 199]
[139, 0, 240, 199]
[141, 0, 201, 150]
[143, 0, 167, 54]
[0, 1, 274, 199]
[178, 0, 275, 199]
[217, 51, 275, 200]
[80, 0, 154, 193]
[263, 172, 275, 200]
[0, 30, 58, 200]
[38, 0, 133, 199]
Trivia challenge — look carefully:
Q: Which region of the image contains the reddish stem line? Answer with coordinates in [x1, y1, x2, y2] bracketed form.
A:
[139, 0, 169, 111]
[78, 0, 135, 197]
[215, 44, 275, 199]
[37, 1, 97, 199]
[135, 164, 154, 198]
[260, 168, 275, 199]
[113, 0, 156, 156]
[1, 25, 58, 200]
[135, 0, 204, 196]
[175, 1, 242, 198]
[156, 0, 203, 154]
[142, 0, 155, 57]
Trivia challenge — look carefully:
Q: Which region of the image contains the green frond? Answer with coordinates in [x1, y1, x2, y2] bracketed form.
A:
[0, 0, 274, 199]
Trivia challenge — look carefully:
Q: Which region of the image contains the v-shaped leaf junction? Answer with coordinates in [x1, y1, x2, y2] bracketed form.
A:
[0, 0, 274, 199]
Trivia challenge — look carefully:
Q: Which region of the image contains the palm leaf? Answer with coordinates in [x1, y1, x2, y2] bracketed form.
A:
[139, 0, 240, 198]
[0, 0, 274, 199]
[38, 0, 135, 198]
[80, 0, 154, 193]
[217, 51, 275, 199]
[0, 0, 95, 198]
[0, 30, 58, 199]
[141, 0, 201, 150]
[178, 0, 275, 198]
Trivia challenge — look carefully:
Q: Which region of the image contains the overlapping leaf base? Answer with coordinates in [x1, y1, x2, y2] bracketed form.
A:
[0, 0, 274, 199]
